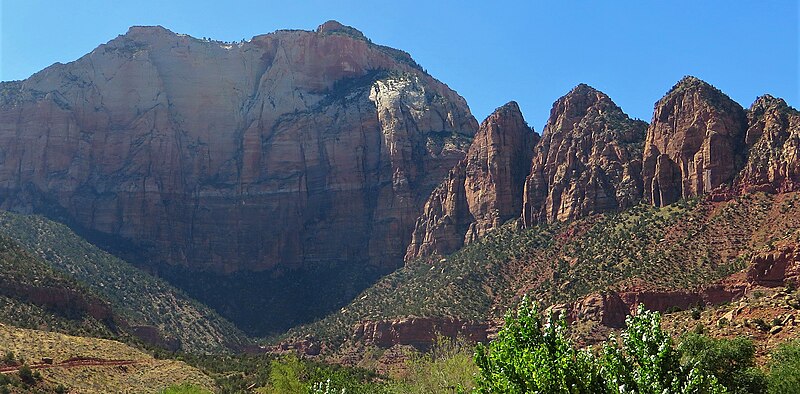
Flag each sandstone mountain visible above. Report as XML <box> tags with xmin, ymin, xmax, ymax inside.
<box><xmin>522</xmin><ymin>84</ymin><xmax>647</xmax><ymax>225</ymax></box>
<box><xmin>642</xmin><ymin>76</ymin><xmax>748</xmax><ymax>206</ymax></box>
<box><xmin>738</xmin><ymin>94</ymin><xmax>800</xmax><ymax>193</ymax></box>
<box><xmin>405</xmin><ymin>102</ymin><xmax>536</xmax><ymax>259</ymax></box>
<box><xmin>0</xmin><ymin>22</ymin><xmax>478</xmax><ymax>334</ymax></box>
<box><xmin>0</xmin><ymin>21</ymin><xmax>476</xmax><ymax>275</ymax></box>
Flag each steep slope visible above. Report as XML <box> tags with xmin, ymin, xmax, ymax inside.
<box><xmin>0</xmin><ymin>211</ymin><xmax>246</xmax><ymax>353</ymax></box>
<box><xmin>405</xmin><ymin>102</ymin><xmax>537</xmax><ymax>259</ymax></box>
<box><xmin>295</xmin><ymin>192</ymin><xmax>800</xmax><ymax>346</ymax></box>
<box><xmin>521</xmin><ymin>84</ymin><xmax>647</xmax><ymax>225</ymax></box>
<box><xmin>642</xmin><ymin>76</ymin><xmax>748</xmax><ymax>206</ymax></box>
<box><xmin>0</xmin><ymin>21</ymin><xmax>477</xmax><ymax>334</ymax></box>
<box><xmin>0</xmin><ymin>235</ymin><xmax>119</xmax><ymax>339</ymax></box>
<box><xmin>738</xmin><ymin>95</ymin><xmax>800</xmax><ymax>192</ymax></box>
<box><xmin>0</xmin><ymin>323</ymin><xmax>214</xmax><ymax>393</ymax></box>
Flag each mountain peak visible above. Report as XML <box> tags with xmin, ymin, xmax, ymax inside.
<box><xmin>316</xmin><ymin>20</ymin><xmax>366</xmax><ymax>40</ymax></box>
<box><xmin>124</xmin><ymin>25</ymin><xmax>175</xmax><ymax>38</ymax></box>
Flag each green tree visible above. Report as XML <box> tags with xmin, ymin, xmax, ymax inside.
<box><xmin>768</xmin><ymin>339</ymin><xmax>800</xmax><ymax>394</ymax></box>
<box><xmin>679</xmin><ymin>334</ymin><xmax>766</xmax><ymax>394</ymax></box>
<box><xmin>389</xmin><ymin>336</ymin><xmax>477</xmax><ymax>394</ymax></box>
<box><xmin>600</xmin><ymin>305</ymin><xmax>724</xmax><ymax>394</ymax></box>
<box><xmin>473</xmin><ymin>296</ymin><xmax>604</xmax><ymax>393</ymax></box>
<box><xmin>257</xmin><ymin>355</ymin><xmax>307</xmax><ymax>394</ymax></box>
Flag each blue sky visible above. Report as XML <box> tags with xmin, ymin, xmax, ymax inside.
<box><xmin>1</xmin><ymin>1</ymin><xmax>798</xmax><ymax>129</ymax></box>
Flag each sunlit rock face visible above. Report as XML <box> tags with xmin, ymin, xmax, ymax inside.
<box><xmin>642</xmin><ymin>76</ymin><xmax>747</xmax><ymax>206</ymax></box>
<box><xmin>405</xmin><ymin>102</ymin><xmax>536</xmax><ymax>259</ymax></box>
<box><xmin>522</xmin><ymin>84</ymin><xmax>647</xmax><ymax>226</ymax></box>
<box><xmin>0</xmin><ymin>21</ymin><xmax>478</xmax><ymax>273</ymax></box>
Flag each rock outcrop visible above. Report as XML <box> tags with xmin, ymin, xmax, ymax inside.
<box><xmin>351</xmin><ymin>317</ymin><xmax>494</xmax><ymax>349</ymax></box>
<box><xmin>738</xmin><ymin>95</ymin><xmax>800</xmax><ymax>193</ymax></box>
<box><xmin>405</xmin><ymin>102</ymin><xmax>535</xmax><ymax>259</ymax></box>
<box><xmin>0</xmin><ymin>21</ymin><xmax>477</xmax><ymax>273</ymax></box>
<box><xmin>642</xmin><ymin>76</ymin><xmax>748</xmax><ymax>206</ymax></box>
<box><xmin>522</xmin><ymin>84</ymin><xmax>647</xmax><ymax>225</ymax></box>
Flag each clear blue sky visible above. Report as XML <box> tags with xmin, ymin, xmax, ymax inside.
<box><xmin>1</xmin><ymin>1</ymin><xmax>798</xmax><ymax>129</ymax></box>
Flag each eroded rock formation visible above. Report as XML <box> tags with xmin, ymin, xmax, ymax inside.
<box><xmin>642</xmin><ymin>76</ymin><xmax>748</xmax><ymax>206</ymax></box>
<box><xmin>738</xmin><ymin>95</ymin><xmax>800</xmax><ymax>193</ymax></box>
<box><xmin>405</xmin><ymin>102</ymin><xmax>535</xmax><ymax>259</ymax></box>
<box><xmin>522</xmin><ymin>84</ymin><xmax>647</xmax><ymax>225</ymax></box>
<box><xmin>0</xmin><ymin>21</ymin><xmax>477</xmax><ymax>273</ymax></box>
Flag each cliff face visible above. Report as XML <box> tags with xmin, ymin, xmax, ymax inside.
<box><xmin>521</xmin><ymin>84</ymin><xmax>647</xmax><ymax>226</ymax></box>
<box><xmin>405</xmin><ymin>102</ymin><xmax>536</xmax><ymax>259</ymax></box>
<box><xmin>642</xmin><ymin>76</ymin><xmax>748</xmax><ymax>206</ymax></box>
<box><xmin>738</xmin><ymin>95</ymin><xmax>800</xmax><ymax>193</ymax></box>
<box><xmin>0</xmin><ymin>21</ymin><xmax>477</xmax><ymax>273</ymax></box>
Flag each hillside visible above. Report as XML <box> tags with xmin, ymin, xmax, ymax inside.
<box><xmin>0</xmin><ymin>211</ymin><xmax>247</xmax><ymax>354</ymax></box>
<box><xmin>0</xmin><ymin>235</ymin><xmax>121</xmax><ymax>340</ymax></box>
<box><xmin>292</xmin><ymin>191</ymin><xmax>800</xmax><ymax>347</ymax></box>
<box><xmin>0</xmin><ymin>323</ymin><xmax>214</xmax><ymax>393</ymax></box>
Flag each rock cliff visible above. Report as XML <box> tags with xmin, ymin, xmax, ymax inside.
<box><xmin>522</xmin><ymin>84</ymin><xmax>647</xmax><ymax>225</ymax></box>
<box><xmin>642</xmin><ymin>76</ymin><xmax>747</xmax><ymax>206</ymax></box>
<box><xmin>0</xmin><ymin>21</ymin><xmax>477</xmax><ymax>274</ymax></box>
<box><xmin>405</xmin><ymin>102</ymin><xmax>535</xmax><ymax>259</ymax></box>
<box><xmin>738</xmin><ymin>95</ymin><xmax>800</xmax><ymax>193</ymax></box>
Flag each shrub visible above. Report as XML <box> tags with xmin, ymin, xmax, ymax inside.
<box><xmin>679</xmin><ymin>334</ymin><xmax>767</xmax><ymax>394</ymax></box>
<box><xmin>159</xmin><ymin>383</ymin><xmax>212</xmax><ymax>394</ymax></box>
<box><xmin>768</xmin><ymin>339</ymin><xmax>800</xmax><ymax>394</ymax></box>
<box><xmin>18</xmin><ymin>364</ymin><xmax>36</xmax><ymax>385</ymax></box>
<box><xmin>389</xmin><ymin>336</ymin><xmax>477</xmax><ymax>394</ymax></box>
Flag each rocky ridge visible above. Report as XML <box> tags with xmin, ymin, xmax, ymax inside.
<box><xmin>0</xmin><ymin>21</ymin><xmax>477</xmax><ymax>275</ymax></box>
<box><xmin>405</xmin><ymin>102</ymin><xmax>536</xmax><ymax>259</ymax></box>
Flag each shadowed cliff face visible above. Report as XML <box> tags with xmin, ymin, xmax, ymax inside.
<box><xmin>522</xmin><ymin>84</ymin><xmax>647</xmax><ymax>226</ymax></box>
<box><xmin>642</xmin><ymin>76</ymin><xmax>748</xmax><ymax>206</ymax></box>
<box><xmin>0</xmin><ymin>21</ymin><xmax>477</xmax><ymax>275</ymax></box>
<box><xmin>405</xmin><ymin>102</ymin><xmax>536</xmax><ymax>259</ymax></box>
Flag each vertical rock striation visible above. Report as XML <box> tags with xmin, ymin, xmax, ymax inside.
<box><xmin>738</xmin><ymin>95</ymin><xmax>800</xmax><ymax>193</ymax></box>
<box><xmin>405</xmin><ymin>102</ymin><xmax>536</xmax><ymax>259</ymax></box>
<box><xmin>521</xmin><ymin>84</ymin><xmax>647</xmax><ymax>226</ymax></box>
<box><xmin>0</xmin><ymin>22</ymin><xmax>477</xmax><ymax>274</ymax></box>
<box><xmin>642</xmin><ymin>76</ymin><xmax>747</xmax><ymax>206</ymax></box>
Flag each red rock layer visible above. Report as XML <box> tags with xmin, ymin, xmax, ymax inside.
<box><xmin>522</xmin><ymin>84</ymin><xmax>647</xmax><ymax>226</ymax></box>
<box><xmin>405</xmin><ymin>102</ymin><xmax>536</xmax><ymax>259</ymax></box>
<box><xmin>738</xmin><ymin>95</ymin><xmax>800</xmax><ymax>193</ymax></box>
<box><xmin>0</xmin><ymin>21</ymin><xmax>477</xmax><ymax>272</ymax></box>
<box><xmin>351</xmin><ymin>317</ymin><xmax>494</xmax><ymax>349</ymax></box>
<box><xmin>642</xmin><ymin>76</ymin><xmax>747</xmax><ymax>206</ymax></box>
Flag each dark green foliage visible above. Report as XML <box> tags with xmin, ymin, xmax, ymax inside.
<box><xmin>768</xmin><ymin>339</ymin><xmax>800</xmax><ymax>394</ymax></box>
<box><xmin>18</xmin><ymin>364</ymin><xmax>35</xmax><ymax>385</ymax></box>
<box><xmin>680</xmin><ymin>334</ymin><xmax>767</xmax><ymax>394</ymax></box>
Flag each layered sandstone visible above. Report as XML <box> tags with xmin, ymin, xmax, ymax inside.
<box><xmin>0</xmin><ymin>21</ymin><xmax>477</xmax><ymax>273</ymax></box>
<box><xmin>738</xmin><ymin>95</ymin><xmax>800</xmax><ymax>193</ymax></box>
<box><xmin>351</xmin><ymin>317</ymin><xmax>493</xmax><ymax>349</ymax></box>
<box><xmin>522</xmin><ymin>84</ymin><xmax>647</xmax><ymax>225</ymax></box>
<box><xmin>405</xmin><ymin>102</ymin><xmax>535</xmax><ymax>259</ymax></box>
<box><xmin>642</xmin><ymin>76</ymin><xmax>747</xmax><ymax>206</ymax></box>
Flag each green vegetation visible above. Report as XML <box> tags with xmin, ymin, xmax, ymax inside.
<box><xmin>387</xmin><ymin>337</ymin><xmax>478</xmax><ymax>394</ymax></box>
<box><xmin>0</xmin><ymin>211</ymin><xmax>246</xmax><ymax>353</ymax></box>
<box><xmin>297</xmin><ymin>192</ymin><xmax>800</xmax><ymax>348</ymax></box>
<box><xmin>679</xmin><ymin>334</ymin><xmax>767</xmax><ymax>393</ymax></box>
<box><xmin>767</xmin><ymin>340</ymin><xmax>800</xmax><ymax>394</ymax></box>
<box><xmin>160</xmin><ymin>383</ymin><xmax>214</xmax><ymax>394</ymax></box>
<box><xmin>474</xmin><ymin>300</ymin><xmax>723</xmax><ymax>393</ymax></box>
<box><xmin>180</xmin><ymin>353</ymin><xmax>387</xmax><ymax>394</ymax></box>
